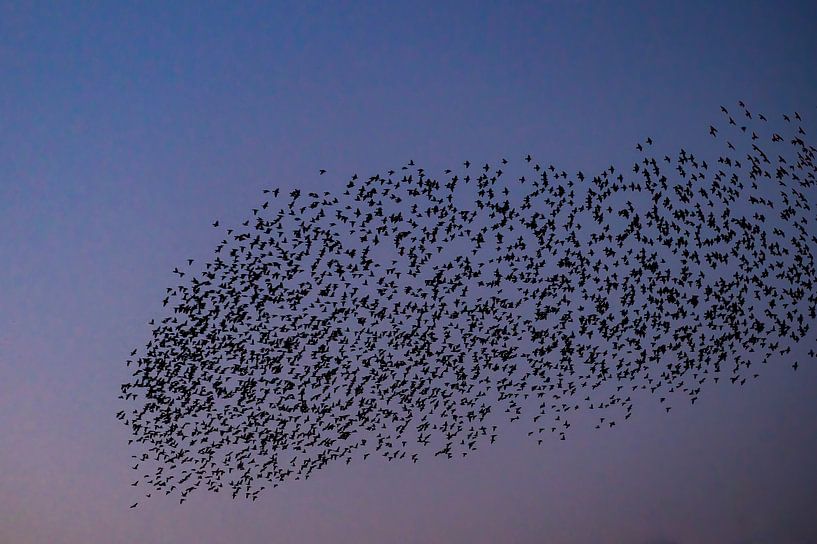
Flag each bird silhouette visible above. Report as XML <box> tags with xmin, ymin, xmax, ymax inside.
<box><xmin>121</xmin><ymin>103</ymin><xmax>816</xmax><ymax>504</ymax></box>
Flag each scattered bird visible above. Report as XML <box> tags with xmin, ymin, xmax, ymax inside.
<box><xmin>122</xmin><ymin>103</ymin><xmax>816</xmax><ymax>505</ymax></box>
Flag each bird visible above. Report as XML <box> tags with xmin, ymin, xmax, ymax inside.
<box><xmin>120</xmin><ymin>103</ymin><xmax>816</xmax><ymax>504</ymax></box>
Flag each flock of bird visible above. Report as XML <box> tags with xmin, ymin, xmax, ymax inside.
<box><xmin>120</xmin><ymin>104</ymin><xmax>816</xmax><ymax>506</ymax></box>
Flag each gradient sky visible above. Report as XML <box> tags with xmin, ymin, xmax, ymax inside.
<box><xmin>2</xmin><ymin>1</ymin><xmax>817</xmax><ymax>543</ymax></box>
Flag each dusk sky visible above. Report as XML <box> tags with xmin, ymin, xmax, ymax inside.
<box><xmin>2</xmin><ymin>2</ymin><xmax>817</xmax><ymax>543</ymax></box>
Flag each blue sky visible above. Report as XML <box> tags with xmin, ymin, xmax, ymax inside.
<box><xmin>1</xmin><ymin>2</ymin><xmax>816</xmax><ymax>542</ymax></box>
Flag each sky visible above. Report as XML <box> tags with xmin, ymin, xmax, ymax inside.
<box><xmin>1</xmin><ymin>1</ymin><xmax>817</xmax><ymax>543</ymax></box>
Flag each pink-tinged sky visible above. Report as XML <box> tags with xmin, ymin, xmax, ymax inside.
<box><xmin>1</xmin><ymin>1</ymin><xmax>816</xmax><ymax>543</ymax></box>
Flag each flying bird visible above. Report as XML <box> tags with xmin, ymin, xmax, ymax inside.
<box><xmin>121</xmin><ymin>104</ymin><xmax>816</xmax><ymax>504</ymax></box>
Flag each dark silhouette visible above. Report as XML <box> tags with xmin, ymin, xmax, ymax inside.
<box><xmin>119</xmin><ymin>104</ymin><xmax>816</xmax><ymax>505</ymax></box>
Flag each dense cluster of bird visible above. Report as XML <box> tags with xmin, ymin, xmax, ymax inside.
<box><xmin>120</xmin><ymin>104</ymin><xmax>816</xmax><ymax>506</ymax></box>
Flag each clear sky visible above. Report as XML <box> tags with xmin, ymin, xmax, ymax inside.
<box><xmin>1</xmin><ymin>1</ymin><xmax>816</xmax><ymax>543</ymax></box>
